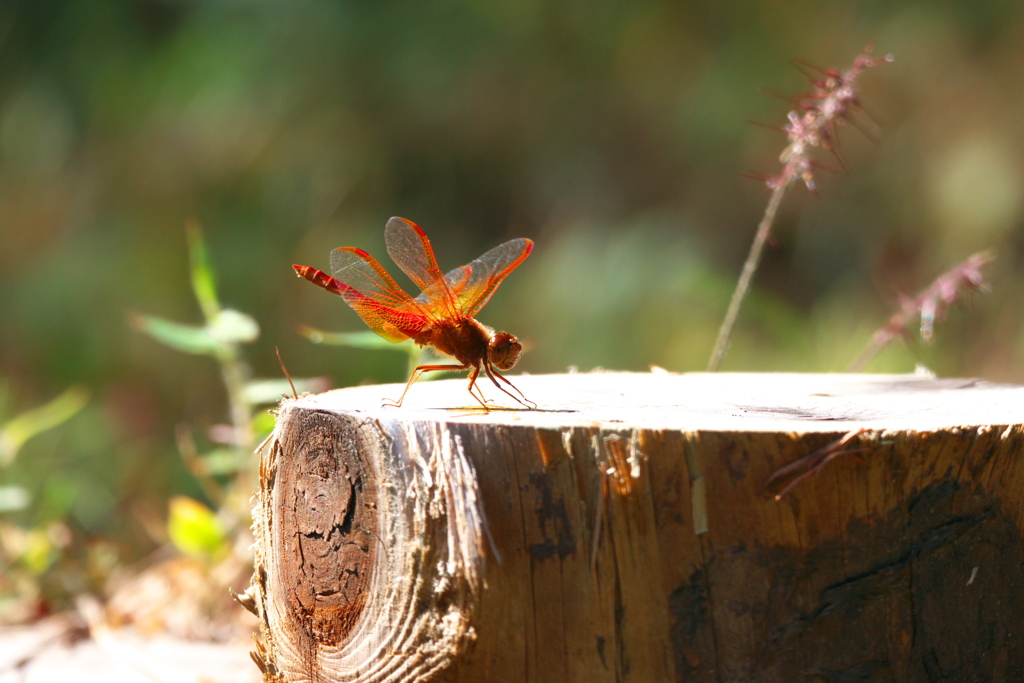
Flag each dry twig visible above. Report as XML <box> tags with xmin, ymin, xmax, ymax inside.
<box><xmin>764</xmin><ymin>428</ymin><xmax>870</xmax><ymax>500</ymax></box>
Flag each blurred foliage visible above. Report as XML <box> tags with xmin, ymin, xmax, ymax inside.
<box><xmin>0</xmin><ymin>385</ymin><xmax>88</xmax><ymax>470</ymax></box>
<box><xmin>1</xmin><ymin>0</ymin><xmax>1024</xmax><ymax>620</ymax></box>
<box><xmin>0</xmin><ymin>386</ymin><xmax>87</xmax><ymax>621</ymax></box>
<box><xmin>132</xmin><ymin>224</ymin><xmax>322</xmax><ymax>557</ymax></box>
<box><xmin>297</xmin><ymin>325</ymin><xmax>426</xmax><ymax>376</ymax></box>
<box><xmin>167</xmin><ymin>495</ymin><xmax>227</xmax><ymax>563</ymax></box>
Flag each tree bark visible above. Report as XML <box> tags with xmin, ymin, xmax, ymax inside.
<box><xmin>241</xmin><ymin>371</ymin><xmax>1024</xmax><ymax>682</ymax></box>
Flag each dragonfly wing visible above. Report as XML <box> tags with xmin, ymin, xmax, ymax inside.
<box><xmin>449</xmin><ymin>238</ymin><xmax>533</xmax><ymax>318</ymax></box>
<box><xmin>414</xmin><ymin>263</ymin><xmax>471</xmax><ymax>305</ymax></box>
<box><xmin>329</xmin><ymin>247</ymin><xmax>430</xmax><ymax>343</ymax></box>
<box><xmin>384</xmin><ymin>217</ymin><xmax>460</xmax><ymax>320</ymax></box>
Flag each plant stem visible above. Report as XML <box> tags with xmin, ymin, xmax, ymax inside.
<box><xmin>706</xmin><ymin>180</ymin><xmax>790</xmax><ymax>371</ymax></box>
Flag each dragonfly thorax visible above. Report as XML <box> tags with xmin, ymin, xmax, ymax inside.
<box><xmin>414</xmin><ymin>318</ymin><xmax>491</xmax><ymax>367</ymax></box>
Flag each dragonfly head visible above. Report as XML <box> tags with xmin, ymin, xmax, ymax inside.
<box><xmin>487</xmin><ymin>332</ymin><xmax>522</xmax><ymax>371</ymax></box>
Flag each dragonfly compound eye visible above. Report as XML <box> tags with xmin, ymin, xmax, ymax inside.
<box><xmin>488</xmin><ymin>332</ymin><xmax>522</xmax><ymax>370</ymax></box>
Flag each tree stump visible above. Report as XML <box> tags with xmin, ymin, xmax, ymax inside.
<box><xmin>241</xmin><ymin>371</ymin><xmax>1024</xmax><ymax>682</ymax></box>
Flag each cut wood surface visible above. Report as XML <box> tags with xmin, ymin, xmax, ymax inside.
<box><xmin>244</xmin><ymin>371</ymin><xmax>1024</xmax><ymax>682</ymax></box>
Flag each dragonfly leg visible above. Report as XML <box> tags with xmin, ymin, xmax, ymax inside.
<box><xmin>383</xmin><ymin>364</ymin><xmax>466</xmax><ymax>408</ymax></box>
<box><xmin>465</xmin><ymin>366</ymin><xmax>490</xmax><ymax>411</ymax></box>
<box><xmin>483</xmin><ymin>362</ymin><xmax>536</xmax><ymax>409</ymax></box>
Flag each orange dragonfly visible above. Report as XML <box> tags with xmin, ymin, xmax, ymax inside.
<box><xmin>294</xmin><ymin>217</ymin><xmax>535</xmax><ymax>410</ymax></box>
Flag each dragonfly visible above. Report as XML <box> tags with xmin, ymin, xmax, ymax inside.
<box><xmin>293</xmin><ymin>217</ymin><xmax>535</xmax><ymax>411</ymax></box>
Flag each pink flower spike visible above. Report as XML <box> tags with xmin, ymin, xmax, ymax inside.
<box><xmin>708</xmin><ymin>47</ymin><xmax>891</xmax><ymax>371</ymax></box>
<box><xmin>847</xmin><ymin>251</ymin><xmax>994</xmax><ymax>370</ymax></box>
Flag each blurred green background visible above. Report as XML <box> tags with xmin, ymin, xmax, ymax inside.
<box><xmin>2</xmin><ymin>0</ymin><xmax>1023</xmax><ymax>617</ymax></box>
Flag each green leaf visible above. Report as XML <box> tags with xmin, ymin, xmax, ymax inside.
<box><xmin>252</xmin><ymin>410</ymin><xmax>277</xmax><ymax>439</ymax></box>
<box><xmin>298</xmin><ymin>325</ymin><xmax>413</xmax><ymax>352</ymax></box>
<box><xmin>209</xmin><ymin>309</ymin><xmax>260</xmax><ymax>344</ymax></box>
<box><xmin>0</xmin><ymin>485</ymin><xmax>30</xmax><ymax>512</ymax></box>
<box><xmin>167</xmin><ymin>496</ymin><xmax>227</xmax><ymax>561</ymax></box>
<box><xmin>129</xmin><ymin>313</ymin><xmax>219</xmax><ymax>356</ymax></box>
<box><xmin>0</xmin><ymin>387</ymin><xmax>89</xmax><ymax>466</ymax></box>
<box><xmin>243</xmin><ymin>378</ymin><xmax>323</xmax><ymax>404</ymax></box>
<box><xmin>186</xmin><ymin>222</ymin><xmax>220</xmax><ymax>322</ymax></box>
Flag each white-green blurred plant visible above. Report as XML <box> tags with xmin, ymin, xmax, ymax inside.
<box><xmin>131</xmin><ymin>224</ymin><xmax>321</xmax><ymax>555</ymax></box>
<box><xmin>297</xmin><ymin>324</ymin><xmax>426</xmax><ymax>378</ymax></box>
